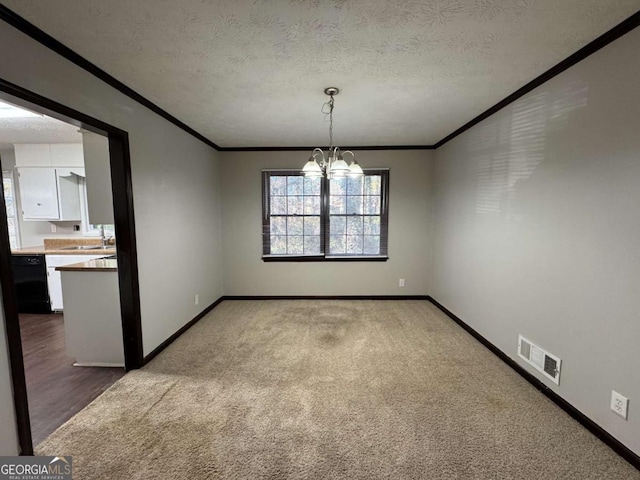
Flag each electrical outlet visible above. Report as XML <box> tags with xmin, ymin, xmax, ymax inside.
<box><xmin>194</xmin><ymin>294</ymin><xmax>199</xmax><ymax>306</ymax></box>
<box><xmin>399</xmin><ymin>279</ymin><xmax>405</xmax><ymax>287</ymax></box>
<box><xmin>50</xmin><ymin>224</ymin><xmax>57</xmax><ymax>233</ymax></box>
<box><xmin>610</xmin><ymin>390</ymin><xmax>629</xmax><ymax>420</ymax></box>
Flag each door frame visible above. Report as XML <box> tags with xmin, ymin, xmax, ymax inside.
<box><xmin>0</xmin><ymin>77</ymin><xmax>143</xmax><ymax>455</ymax></box>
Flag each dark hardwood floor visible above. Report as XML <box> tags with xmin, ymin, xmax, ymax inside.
<box><xmin>19</xmin><ymin>313</ymin><xmax>126</xmax><ymax>446</ymax></box>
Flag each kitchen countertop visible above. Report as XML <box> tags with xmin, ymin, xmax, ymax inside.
<box><xmin>56</xmin><ymin>257</ymin><xmax>118</xmax><ymax>272</ymax></box>
<box><xmin>11</xmin><ymin>238</ymin><xmax>116</xmax><ymax>256</ymax></box>
<box><xmin>11</xmin><ymin>245</ymin><xmax>117</xmax><ymax>255</ymax></box>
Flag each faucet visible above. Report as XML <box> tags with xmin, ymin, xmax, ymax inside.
<box><xmin>100</xmin><ymin>226</ymin><xmax>108</xmax><ymax>247</ymax></box>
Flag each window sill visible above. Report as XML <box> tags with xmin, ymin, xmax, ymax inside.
<box><xmin>262</xmin><ymin>255</ymin><xmax>389</xmax><ymax>262</ymax></box>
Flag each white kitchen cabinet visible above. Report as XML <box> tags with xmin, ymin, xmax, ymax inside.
<box><xmin>17</xmin><ymin>168</ymin><xmax>59</xmax><ymax>219</ymax></box>
<box><xmin>46</xmin><ymin>254</ymin><xmax>109</xmax><ymax>310</ymax></box>
<box><xmin>14</xmin><ymin>144</ymin><xmax>51</xmax><ymax>166</ymax></box>
<box><xmin>17</xmin><ymin>167</ymin><xmax>82</xmax><ymax>221</ymax></box>
<box><xmin>15</xmin><ymin>143</ymin><xmax>83</xmax><ymax>167</ymax></box>
<box><xmin>55</xmin><ymin>169</ymin><xmax>82</xmax><ymax>220</ymax></box>
<box><xmin>47</xmin><ymin>266</ymin><xmax>63</xmax><ymax>310</ymax></box>
<box><xmin>50</xmin><ymin>144</ymin><xmax>84</xmax><ymax>167</ymax></box>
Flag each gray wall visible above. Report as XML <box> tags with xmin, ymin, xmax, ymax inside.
<box><xmin>431</xmin><ymin>28</ymin><xmax>640</xmax><ymax>455</ymax></box>
<box><xmin>0</xmin><ymin>19</ymin><xmax>223</xmax><ymax>452</ymax></box>
<box><xmin>221</xmin><ymin>150</ymin><xmax>433</xmax><ymax>296</ymax></box>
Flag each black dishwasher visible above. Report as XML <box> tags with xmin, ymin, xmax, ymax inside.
<box><xmin>11</xmin><ymin>254</ymin><xmax>51</xmax><ymax>314</ymax></box>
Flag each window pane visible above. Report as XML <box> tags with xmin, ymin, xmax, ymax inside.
<box><xmin>304</xmin><ymin>236</ymin><xmax>321</xmax><ymax>255</ymax></box>
<box><xmin>287</xmin><ymin>235</ymin><xmax>304</xmax><ymax>254</ymax></box>
<box><xmin>304</xmin><ymin>196</ymin><xmax>320</xmax><ymax>215</ymax></box>
<box><xmin>330</xmin><ymin>216</ymin><xmax>346</xmax><ymax>235</ymax></box>
<box><xmin>363</xmin><ymin>235</ymin><xmax>380</xmax><ymax>255</ymax></box>
<box><xmin>287</xmin><ymin>216</ymin><xmax>303</xmax><ymax>235</ymax></box>
<box><xmin>363</xmin><ymin>216</ymin><xmax>380</xmax><ymax>235</ymax></box>
<box><xmin>304</xmin><ymin>216</ymin><xmax>320</xmax><ymax>236</ymax></box>
<box><xmin>287</xmin><ymin>176</ymin><xmax>303</xmax><ymax>195</ymax></box>
<box><xmin>304</xmin><ymin>176</ymin><xmax>321</xmax><ymax>195</ymax></box>
<box><xmin>363</xmin><ymin>196</ymin><xmax>380</xmax><ymax>215</ymax></box>
<box><xmin>365</xmin><ymin>175</ymin><xmax>381</xmax><ymax>195</ymax></box>
<box><xmin>270</xmin><ymin>197</ymin><xmax>286</xmax><ymax>215</ymax></box>
<box><xmin>270</xmin><ymin>176</ymin><xmax>287</xmax><ymax>196</ymax></box>
<box><xmin>346</xmin><ymin>196</ymin><xmax>363</xmax><ymax>215</ymax></box>
<box><xmin>330</xmin><ymin>235</ymin><xmax>346</xmax><ymax>254</ymax></box>
<box><xmin>287</xmin><ymin>196</ymin><xmax>303</xmax><ymax>215</ymax></box>
<box><xmin>347</xmin><ymin>176</ymin><xmax>363</xmax><ymax>195</ymax></box>
<box><xmin>330</xmin><ymin>195</ymin><xmax>345</xmax><ymax>214</ymax></box>
<box><xmin>330</xmin><ymin>177</ymin><xmax>346</xmax><ymax>195</ymax></box>
<box><xmin>264</xmin><ymin>170</ymin><xmax>387</xmax><ymax>258</ymax></box>
<box><xmin>3</xmin><ymin>180</ymin><xmax>13</xmax><ymax>198</ymax></box>
<box><xmin>270</xmin><ymin>217</ymin><xmax>286</xmax><ymax>235</ymax></box>
<box><xmin>346</xmin><ymin>235</ymin><xmax>363</xmax><ymax>254</ymax></box>
<box><xmin>270</xmin><ymin>235</ymin><xmax>287</xmax><ymax>254</ymax></box>
<box><xmin>347</xmin><ymin>216</ymin><xmax>363</xmax><ymax>235</ymax></box>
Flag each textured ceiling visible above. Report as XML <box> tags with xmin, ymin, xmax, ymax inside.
<box><xmin>2</xmin><ymin>1</ymin><xmax>639</xmax><ymax>147</ymax></box>
<box><xmin>0</xmin><ymin>114</ymin><xmax>81</xmax><ymax>149</ymax></box>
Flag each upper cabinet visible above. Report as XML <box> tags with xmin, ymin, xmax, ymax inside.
<box><xmin>17</xmin><ymin>167</ymin><xmax>82</xmax><ymax>221</ymax></box>
<box><xmin>81</xmin><ymin>132</ymin><xmax>114</xmax><ymax>225</ymax></box>
<box><xmin>14</xmin><ymin>141</ymin><xmax>111</xmax><ymax>224</ymax></box>
<box><xmin>50</xmin><ymin>144</ymin><xmax>84</xmax><ymax>167</ymax></box>
<box><xmin>13</xmin><ymin>144</ymin><xmax>51</xmax><ymax>166</ymax></box>
<box><xmin>14</xmin><ymin>143</ymin><xmax>84</xmax><ymax>221</ymax></box>
<box><xmin>14</xmin><ymin>143</ymin><xmax>84</xmax><ymax>167</ymax></box>
<box><xmin>17</xmin><ymin>168</ymin><xmax>60</xmax><ymax>219</ymax></box>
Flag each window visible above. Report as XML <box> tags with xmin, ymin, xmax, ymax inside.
<box><xmin>262</xmin><ymin>169</ymin><xmax>389</xmax><ymax>260</ymax></box>
<box><xmin>2</xmin><ymin>171</ymin><xmax>20</xmax><ymax>249</ymax></box>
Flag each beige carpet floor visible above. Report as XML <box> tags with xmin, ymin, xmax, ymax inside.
<box><xmin>37</xmin><ymin>300</ymin><xmax>639</xmax><ymax>479</ymax></box>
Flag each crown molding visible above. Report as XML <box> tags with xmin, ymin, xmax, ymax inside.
<box><xmin>434</xmin><ymin>10</ymin><xmax>640</xmax><ymax>149</ymax></box>
<box><xmin>1</xmin><ymin>6</ymin><xmax>638</xmax><ymax>152</ymax></box>
<box><xmin>219</xmin><ymin>145</ymin><xmax>436</xmax><ymax>151</ymax></box>
<box><xmin>0</xmin><ymin>4</ymin><xmax>221</xmax><ymax>151</ymax></box>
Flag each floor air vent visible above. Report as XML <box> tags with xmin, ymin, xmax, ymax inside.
<box><xmin>518</xmin><ymin>335</ymin><xmax>561</xmax><ymax>385</ymax></box>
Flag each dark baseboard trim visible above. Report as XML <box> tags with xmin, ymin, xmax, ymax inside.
<box><xmin>434</xmin><ymin>10</ymin><xmax>640</xmax><ymax>148</ymax></box>
<box><xmin>223</xmin><ymin>295</ymin><xmax>430</xmax><ymax>300</ymax></box>
<box><xmin>143</xmin><ymin>296</ymin><xmax>225</xmax><ymax>364</ymax></box>
<box><xmin>427</xmin><ymin>296</ymin><xmax>640</xmax><ymax>471</ymax></box>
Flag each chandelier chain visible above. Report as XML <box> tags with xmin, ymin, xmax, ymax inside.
<box><xmin>329</xmin><ymin>96</ymin><xmax>333</xmax><ymax>149</ymax></box>
<box><xmin>321</xmin><ymin>95</ymin><xmax>335</xmax><ymax>149</ymax></box>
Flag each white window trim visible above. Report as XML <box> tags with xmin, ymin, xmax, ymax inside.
<box><xmin>3</xmin><ymin>170</ymin><xmax>21</xmax><ymax>249</ymax></box>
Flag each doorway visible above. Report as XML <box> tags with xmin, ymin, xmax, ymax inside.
<box><xmin>0</xmin><ymin>78</ymin><xmax>143</xmax><ymax>455</ymax></box>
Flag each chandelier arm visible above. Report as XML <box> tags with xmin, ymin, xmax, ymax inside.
<box><xmin>342</xmin><ymin>150</ymin><xmax>355</xmax><ymax>161</ymax></box>
<box><xmin>312</xmin><ymin>148</ymin><xmax>326</xmax><ymax>168</ymax></box>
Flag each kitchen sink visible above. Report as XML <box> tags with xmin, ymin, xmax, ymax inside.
<box><xmin>59</xmin><ymin>245</ymin><xmax>115</xmax><ymax>251</ymax></box>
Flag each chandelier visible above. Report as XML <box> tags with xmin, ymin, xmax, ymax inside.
<box><xmin>302</xmin><ymin>87</ymin><xmax>363</xmax><ymax>178</ymax></box>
